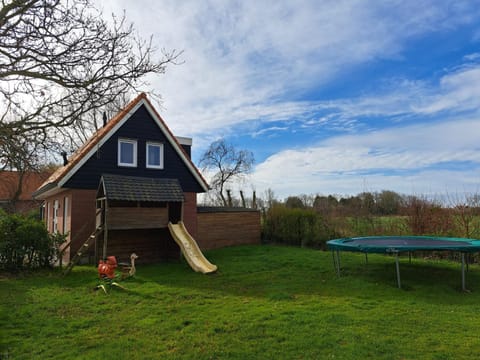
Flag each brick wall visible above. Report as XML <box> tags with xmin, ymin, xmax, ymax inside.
<box><xmin>183</xmin><ymin>192</ymin><xmax>198</xmax><ymax>238</ymax></box>
<box><xmin>43</xmin><ymin>190</ymin><xmax>73</xmax><ymax>263</ymax></box>
<box><xmin>70</xmin><ymin>189</ymin><xmax>97</xmax><ymax>255</ymax></box>
<box><xmin>196</xmin><ymin>207</ymin><xmax>261</xmax><ymax>250</ymax></box>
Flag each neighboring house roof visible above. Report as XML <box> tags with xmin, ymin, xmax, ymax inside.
<box><xmin>99</xmin><ymin>174</ymin><xmax>184</xmax><ymax>202</ymax></box>
<box><xmin>0</xmin><ymin>171</ymin><xmax>52</xmax><ymax>201</ymax></box>
<box><xmin>34</xmin><ymin>92</ymin><xmax>209</xmax><ymax>199</ymax></box>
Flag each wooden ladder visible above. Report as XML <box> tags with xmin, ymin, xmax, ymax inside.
<box><xmin>63</xmin><ymin>226</ymin><xmax>103</xmax><ymax>276</ymax></box>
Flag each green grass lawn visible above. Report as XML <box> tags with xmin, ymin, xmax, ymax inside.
<box><xmin>2</xmin><ymin>245</ymin><xmax>480</xmax><ymax>359</ymax></box>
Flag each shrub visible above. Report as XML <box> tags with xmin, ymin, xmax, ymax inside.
<box><xmin>0</xmin><ymin>210</ymin><xmax>66</xmax><ymax>271</ymax></box>
<box><xmin>405</xmin><ymin>198</ymin><xmax>454</xmax><ymax>236</ymax></box>
<box><xmin>262</xmin><ymin>205</ymin><xmax>339</xmax><ymax>249</ymax></box>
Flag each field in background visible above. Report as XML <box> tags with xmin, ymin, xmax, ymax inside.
<box><xmin>262</xmin><ymin>201</ymin><xmax>480</xmax><ymax>250</ymax></box>
<box><xmin>2</xmin><ymin>245</ymin><xmax>480</xmax><ymax>359</ymax></box>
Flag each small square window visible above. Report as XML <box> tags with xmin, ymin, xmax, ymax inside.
<box><xmin>118</xmin><ymin>139</ymin><xmax>137</xmax><ymax>167</ymax></box>
<box><xmin>146</xmin><ymin>142</ymin><xmax>164</xmax><ymax>169</ymax></box>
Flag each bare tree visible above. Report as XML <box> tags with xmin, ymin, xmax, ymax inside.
<box><xmin>199</xmin><ymin>139</ymin><xmax>254</xmax><ymax>207</ymax></box>
<box><xmin>0</xmin><ymin>0</ymin><xmax>181</xmax><ymax>170</ymax></box>
<box><xmin>448</xmin><ymin>193</ymin><xmax>480</xmax><ymax>238</ymax></box>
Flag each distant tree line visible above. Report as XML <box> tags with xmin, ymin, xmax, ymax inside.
<box><xmin>282</xmin><ymin>191</ymin><xmax>480</xmax><ymax>217</ymax></box>
<box><xmin>258</xmin><ymin>189</ymin><xmax>480</xmax><ymax>249</ymax></box>
<box><xmin>284</xmin><ymin>190</ymin><xmax>409</xmax><ymax>216</ymax></box>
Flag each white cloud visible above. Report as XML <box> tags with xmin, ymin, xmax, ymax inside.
<box><xmin>252</xmin><ymin>117</ymin><xmax>480</xmax><ymax>198</ymax></box>
<box><xmin>252</xmin><ymin>126</ymin><xmax>289</xmax><ymax>138</ymax></box>
<box><xmin>102</xmin><ymin>0</ymin><xmax>480</xmax><ymax>137</ymax></box>
<box><xmin>463</xmin><ymin>52</ymin><xmax>480</xmax><ymax>61</ymax></box>
<box><xmin>413</xmin><ymin>67</ymin><xmax>480</xmax><ymax>114</ymax></box>
<box><xmin>247</xmin><ymin>64</ymin><xmax>480</xmax><ymax>139</ymax></box>
<box><xmin>98</xmin><ymin>1</ymin><xmax>480</xmax><ymax>198</ymax></box>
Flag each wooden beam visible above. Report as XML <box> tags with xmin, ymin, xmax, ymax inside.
<box><xmin>102</xmin><ymin>199</ymin><xmax>108</xmax><ymax>259</ymax></box>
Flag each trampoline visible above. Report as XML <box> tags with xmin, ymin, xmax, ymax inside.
<box><xmin>327</xmin><ymin>236</ymin><xmax>480</xmax><ymax>290</ymax></box>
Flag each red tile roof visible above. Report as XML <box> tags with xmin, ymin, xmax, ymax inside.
<box><xmin>0</xmin><ymin>171</ymin><xmax>52</xmax><ymax>201</ymax></box>
<box><xmin>35</xmin><ymin>93</ymin><xmax>208</xmax><ymax>197</ymax></box>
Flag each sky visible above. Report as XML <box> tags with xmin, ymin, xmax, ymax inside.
<box><xmin>102</xmin><ymin>0</ymin><xmax>480</xmax><ymax>201</ymax></box>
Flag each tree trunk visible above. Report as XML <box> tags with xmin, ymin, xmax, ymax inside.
<box><xmin>240</xmin><ymin>190</ymin><xmax>246</xmax><ymax>208</ymax></box>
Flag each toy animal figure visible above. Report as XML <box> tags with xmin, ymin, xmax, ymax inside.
<box><xmin>98</xmin><ymin>256</ymin><xmax>118</xmax><ymax>279</ymax></box>
<box><xmin>119</xmin><ymin>253</ymin><xmax>139</xmax><ymax>279</ymax></box>
<box><xmin>96</xmin><ymin>256</ymin><xmax>122</xmax><ymax>293</ymax></box>
<box><xmin>95</xmin><ymin>253</ymin><xmax>138</xmax><ymax>294</ymax></box>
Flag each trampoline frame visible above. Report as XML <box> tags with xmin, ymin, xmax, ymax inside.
<box><xmin>327</xmin><ymin>236</ymin><xmax>480</xmax><ymax>291</ymax></box>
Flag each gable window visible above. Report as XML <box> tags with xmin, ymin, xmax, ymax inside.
<box><xmin>118</xmin><ymin>139</ymin><xmax>137</xmax><ymax>167</ymax></box>
<box><xmin>146</xmin><ymin>142</ymin><xmax>164</xmax><ymax>169</ymax></box>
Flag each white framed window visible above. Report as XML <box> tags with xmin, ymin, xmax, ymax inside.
<box><xmin>40</xmin><ymin>203</ymin><xmax>46</xmax><ymax>221</ymax></box>
<box><xmin>53</xmin><ymin>199</ymin><xmax>59</xmax><ymax>233</ymax></box>
<box><xmin>46</xmin><ymin>202</ymin><xmax>51</xmax><ymax>230</ymax></box>
<box><xmin>146</xmin><ymin>142</ymin><xmax>164</xmax><ymax>169</ymax></box>
<box><xmin>118</xmin><ymin>138</ymin><xmax>137</xmax><ymax>167</ymax></box>
<box><xmin>63</xmin><ymin>196</ymin><xmax>69</xmax><ymax>235</ymax></box>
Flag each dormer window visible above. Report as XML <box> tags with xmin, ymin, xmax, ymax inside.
<box><xmin>118</xmin><ymin>138</ymin><xmax>137</xmax><ymax>167</ymax></box>
<box><xmin>146</xmin><ymin>142</ymin><xmax>164</xmax><ymax>169</ymax></box>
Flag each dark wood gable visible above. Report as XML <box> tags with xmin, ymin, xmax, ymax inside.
<box><xmin>64</xmin><ymin>104</ymin><xmax>205</xmax><ymax>193</ymax></box>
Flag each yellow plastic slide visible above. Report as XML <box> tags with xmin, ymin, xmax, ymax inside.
<box><xmin>168</xmin><ymin>221</ymin><xmax>217</xmax><ymax>274</ymax></box>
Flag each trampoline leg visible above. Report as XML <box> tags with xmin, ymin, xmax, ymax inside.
<box><xmin>335</xmin><ymin>250</ymin><xmax>341</xmax><ymax>276</ymax></box>
<box><xmin>408</xmin><ymin>252</ymin><xmax>412</xmax><ymax>264</ymax></box>
<box><xmin>365</xmin><ymin>253</ymin><xmax>368</xmax><ymax>265</ymax></box>
<box><xmin>331</xmin><ymin>250</ymin><xmax>336</xmax><ymax>275</ymax></box>
<box><xmin>461</xmin><ymin>253</ymin><xmax>466</xmax><ymax>292</ymax></box>
<box><xmin>332</xmin><ymin>250</ymin><xmax>340</xmax><ymax>277</ymax></box>
<box><xmin>395</xmin><ymin>252</ymin><xmax>401</xmax><ymax>289</ymax></box>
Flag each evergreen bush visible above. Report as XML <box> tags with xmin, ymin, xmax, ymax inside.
<box><xmin>0</xmin><ymin>210</ymin><xmax>66</xmax><ymax>271</ymax></box>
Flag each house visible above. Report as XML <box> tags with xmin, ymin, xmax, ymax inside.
<box><xmin>0</xmin><ymin>171</ymin><xmax>52</xmax><ymax>213</ymax></box>
<box><xmin>33</xmin><ymin>93</ymin><xmax>210</xmax><ymax>265</ymax></box>
<box><xmin>34</xmin><ymin>93</ymin><xmax>261</xmax><ymax>269</ymax></box>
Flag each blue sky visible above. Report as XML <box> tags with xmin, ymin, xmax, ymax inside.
<box><xmin>103</xmin><ymin>0</ymin><xmax>480</xmax><ymax>200</ymax></box>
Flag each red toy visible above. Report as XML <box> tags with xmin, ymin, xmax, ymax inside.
<box><xmin>98</xmin><ymin>256</ymin><xmax>118</xmax><ymax>279</ymax></box>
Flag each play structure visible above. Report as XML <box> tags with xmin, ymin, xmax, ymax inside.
<box><xmin>168</xmin><ymin>222</ymin><xmax>217</xmax><ymax>274</ymax></box>
<box><xmin>327</xmin><ymin>236</ymin><xmax>480</xmax><ymax>290</ymax></box>
<box><xmin>64</xmin><ymin>174</ymin><xmax>217</xmax><ymax>275</ymax></box>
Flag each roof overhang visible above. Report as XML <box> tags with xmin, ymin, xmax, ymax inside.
<box><xmin>176</xmin><ymin>136</ymin><xmax>192</xmax><ymax>146</ymax></box>
<box><xmin>32</xmin><ymin>182</ymin><xmax>63</xmax><ymax>200</ymax></box>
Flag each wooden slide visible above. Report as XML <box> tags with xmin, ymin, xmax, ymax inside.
<box><xmin>168</xmin><ymin>221</ymin><xmax>217</xmax><ymax>274</ymax></box>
